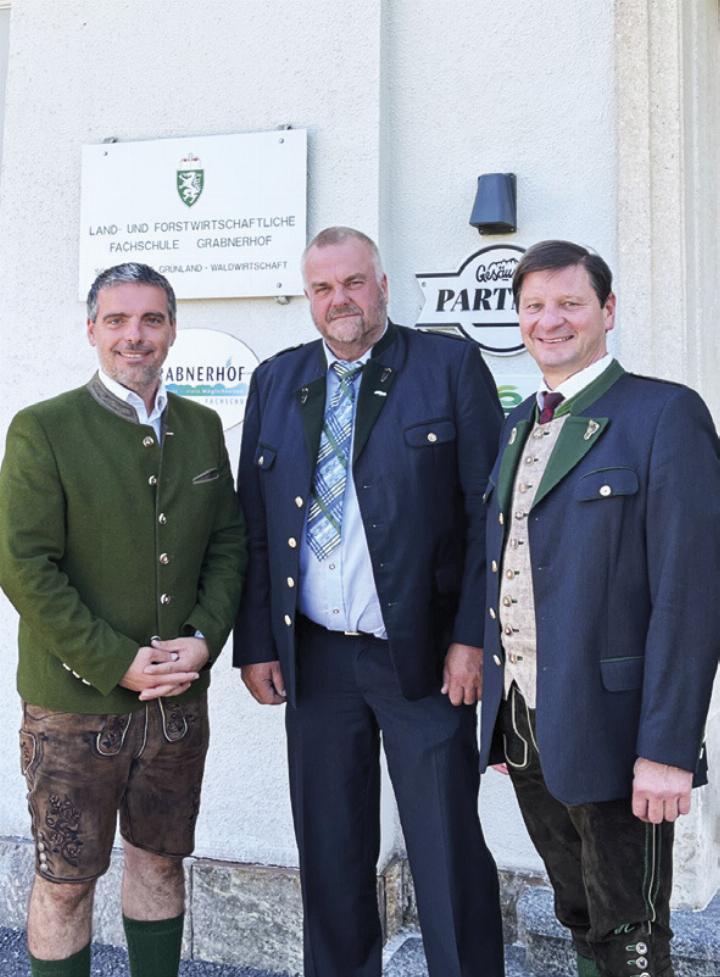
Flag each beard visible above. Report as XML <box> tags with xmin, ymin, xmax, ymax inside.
<box><xmin>106</xmin><ymin>352</ymin><xmax>162</xmax><ymax>395</ymax></box>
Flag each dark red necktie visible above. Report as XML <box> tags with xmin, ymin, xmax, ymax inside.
<box><xmin>538</xmin><ymin>391</ymin><xmax>565</xmax><ymax>424</ymax></box>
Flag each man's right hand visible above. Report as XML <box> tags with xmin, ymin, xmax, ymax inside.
<box><xmin>241</xmin><ymin>661</ymin><xmax>287</xmax><ymax>705</ymax></box>
<box><xmin>119</xmin><ymin>645</ymin><xmax>200</xmax><ymax>699</ymax></box>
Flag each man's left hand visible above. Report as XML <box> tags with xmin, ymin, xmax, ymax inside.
<box><xmin>441</xmin><ymin>643</ymin><xmax>484</xmax><ymax>705</ymax></box>
<box><xmin>631</xmin><ymin>757</ymin><xmax>693</xmax><ymax>823</ymax></box>
<box><xmin>140</xmin><ymin>636</ymin><xmax>210</xmax><ymax>700</ymax></box>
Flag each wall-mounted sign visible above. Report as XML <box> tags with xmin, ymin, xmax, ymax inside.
<box><xmin>416</xmin><ymin>244</ymin><xmax>525</xmax><ymax>355</ymax></box>
<box><xmin>79</xmin><ymin>130</ymin><xmax>307</xmax><ymax>300</ymax></box>
<box><xmin>162</xmin><ymin>328</ymin><xmax>259</xmax><ymax>431</ymax></box>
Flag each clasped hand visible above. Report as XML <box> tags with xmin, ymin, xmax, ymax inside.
<box><xmin>119</xmin><ymin>636</ymin><xmax>209</xmax><ymax>700</ymax></box>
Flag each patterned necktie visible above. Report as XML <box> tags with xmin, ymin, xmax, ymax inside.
<box><xmin>306</xmin><ymin>361</ymin><xmax>363</xmax><ymax>560</ymax></box>
<box><xmin>538</xmin><ymin>391</ymin><xmax>565</xmax><ymax>424</ymax></box>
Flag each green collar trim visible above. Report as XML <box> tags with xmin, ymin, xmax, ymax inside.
<box><xmin>552</xmin><ymin>359</ymin><xmax>625</xmax><ymax>417</ymax></box>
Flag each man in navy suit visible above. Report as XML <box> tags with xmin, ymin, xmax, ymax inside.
<box><xmin>480</xmin><ymin>239</ymin><xmax>720</xmax><ymax>977</ymax></box>
<box><xmin>235</xmin><ymin>227</ymin><xmax>504</xmax><ymax>977</ymax></box>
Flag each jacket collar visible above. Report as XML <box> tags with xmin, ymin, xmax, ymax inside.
<box><xmin>296</xmin><ymin>322</ymin><xmax>404</xmax><ymax>465</ymax></box>
<box><xmin>497</xmin><ymin>359</ymin><xmax>625</xmax><ymax>515</ymax></box>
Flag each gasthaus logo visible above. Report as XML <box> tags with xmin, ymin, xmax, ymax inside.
<box><xmin>416</xmin><ymin>244</ymin><xmax>526</xmax><ymax>355</ymax></box>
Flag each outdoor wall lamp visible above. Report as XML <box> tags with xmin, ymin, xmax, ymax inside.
<box><xmin>469</xmin><ymin>172</ymin><xmax>517</xmax><ymax>234</ymax></box>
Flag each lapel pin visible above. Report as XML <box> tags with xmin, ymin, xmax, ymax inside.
<box><xmin>584</xmin><ymin>419</ymin><xmax>600</xmax><ymax>441</ymax></box>
<box><xmin>508</xmin><ymin>427</ymin><xmax>517</xmax><ymax>445</ymax></box>
<box><xmin>373</xmin><ymin>390</ymin><xmax>387</xmax><ymax>397</ymax></box>
<box><xmin>380</xmin><ymin>368</ymin><xmax>392</xmax><ymax>383</ymax></box>
<box><xmin>299</xmin><ymin>386</ymin><xmax>309</xmax><ymax>405</ymax></box>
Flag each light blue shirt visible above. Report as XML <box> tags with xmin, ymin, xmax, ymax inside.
<box><xmin>298</xmin><ymin>340</ymin><xmax>387</xmax><ymax>638</ymax></box>
<box><xmin>98</xmin><ymin>370</ymin><xmax>168</xmax><ymax>441</ymax></box>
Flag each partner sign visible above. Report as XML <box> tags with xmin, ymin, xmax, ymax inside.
<box><xmin>416</xmin><ymin>244</ymin><xmax>525</xmax><ymax>355</ymax></box>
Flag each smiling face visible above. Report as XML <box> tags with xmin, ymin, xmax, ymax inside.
<box><xmin>303</xmin><ymin>237</ymin><xmax>388</xmax><ymax>361</ymax></box>
<box><xmin>518</xmin><ymin>264</ymin><xmax>616</xmax><ymax>388</ymax></box>
<box><xmin>87</xmin><ymin>282</ymin><xmax>176</xmax><ymax>407</ymax></box>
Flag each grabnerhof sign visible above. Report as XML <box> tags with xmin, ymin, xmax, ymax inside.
<box><xmin>162</xmin><ymin>329</ymin><xmax>259</xmax><ymax>431</ymax></box>
<box><xmin>416</xmin><ymin>244</ymin><xmax>525</xmax><ymax>355</ymax></box>
<box><xmin>79</xmin><ymin>130</ymin><xmax>307</xmax><ymax>300</ymax></box>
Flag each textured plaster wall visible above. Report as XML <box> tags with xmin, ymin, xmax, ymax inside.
<box><xmin>381</xmin><ymin>0</ymin><xmax>616</xmax><ymax>875</ymax></box>
<box><xmin>0</xmin><ymin>0</ymin><xmax>389</xmax><ymax>870</ymax></box>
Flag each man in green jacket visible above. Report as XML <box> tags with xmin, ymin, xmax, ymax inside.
<box><xmin>0</xmin><ymin>263</ymin><xmax>246</xmax><ymax>977</ymax></box>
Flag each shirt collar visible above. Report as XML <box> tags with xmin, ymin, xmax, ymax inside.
<box><xmin>321</xmin><ymin>321</ymin><xmax>389</xmax><ymax>370</ymax></box>
<box><xmin>98</xmin><ymin>369</ymin><xmax>168</xmax><ymax>422</ymax></box>
<box><xmin>535</xmin><ymin>353</ymin><xmax>614</xmax><ymax>409</ymax></box>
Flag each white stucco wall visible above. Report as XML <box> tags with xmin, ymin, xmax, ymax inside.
<box><xmin>0</xmin><ymin>0</ymin><xmax>717</xmax><ymax>907</ymax></box>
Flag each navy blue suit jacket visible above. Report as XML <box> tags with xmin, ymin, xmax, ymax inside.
<box><xmin>234</xmin><ymin>323</ymin><xmax>503</xmax><ymax>707</ymax></box>
<box><xmin>480</xmin><ymin>361</ymin><xmax>720</xmax><ymax>805</ymax></box>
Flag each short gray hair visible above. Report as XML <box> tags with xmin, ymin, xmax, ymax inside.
<box><xmin>301</xmin><ymin>226</ymin><xmax>385</xmax><ymax>285</ymax></box>
<box><xmin>86</xmin><ymin>263</ymin><xmax>177</xmax><ymax>323</ymax></box>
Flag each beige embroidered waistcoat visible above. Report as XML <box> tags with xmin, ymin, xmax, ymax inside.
<box><xmin>499</xmin><ymin>414</ymin><xmax>568</xmax><ymax>707</ymax></box>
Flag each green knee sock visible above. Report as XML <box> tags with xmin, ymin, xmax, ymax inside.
<box><xmin>28</xmin><ymin>943</ymin><xmax>91</xmax><ymax>977</ymax></box>
<box><xmin>577</xmin><ymin>952</ymin><xmax>602</xmax><ymax>977</ymax></box>
<box><xmin>123</xmin><ymin>912</ymin><xmax>184</xmax><ymax>977</ymax></box>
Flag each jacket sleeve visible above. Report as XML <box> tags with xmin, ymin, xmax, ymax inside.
<box><xmin>0</xmin><ymin>409</ymin><xmax>138</xmax><ymax>695</ymax></box>
<box><xmin>183</xmin><ymin>412</ymin><xmax>248</xmax><ymax>663</ymax></box>
<box><xmin>637</xmin><ymin>386</ymin><xmax>720</xmax><ymax>772</ymax></box>
<box><xmin>233</xmin><ymin>370</ymin><xmax>278</xmax><ymax>666</ymax></box>
<box><xmin>450</xmin><ymin>343</ymin><xmax>504</xmax><ymax>648</ymax></box>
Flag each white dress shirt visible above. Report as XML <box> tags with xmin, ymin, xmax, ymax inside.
<box><xmin>98</xmin><ymin>370</ymin><xmax>168</xmax><ymax>441</ymax></box>
<box><xmin>298</xmin><ymin>335</ymin><xmax>388</xmax><ymax>638</ymax></box>
<box><xmin>536</xmin><ymin>353</ymin><xmax>614</xmax><ymax>410</ymax></box>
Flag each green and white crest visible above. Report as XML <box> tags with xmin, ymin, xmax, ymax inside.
<box><xmin>177</xmin><ymin>154</ymin><xmax>204</xmax><ymax>207</ymax></box>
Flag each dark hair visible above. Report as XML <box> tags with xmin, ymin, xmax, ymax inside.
<box><xmin>512</xmin><ymin>240</ymin><xmax>613</xmax><ymax>307</ymax></box>
<box><xmin>87</xmin><ymin>263</ymin><xmax>177</xmax><ymax>323</ymax></box>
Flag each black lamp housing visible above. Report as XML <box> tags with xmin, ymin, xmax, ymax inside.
<box><xmin>469</xmin><ymin>172</ymin><xmax>517</xmax><ymax>234</ymax></box>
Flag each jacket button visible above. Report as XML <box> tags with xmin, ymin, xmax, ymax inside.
<box><xmin>599</xmin><ymin>484</ymin><xmax>612</xmax><ymax>497</ymax></box>
<box><xmin>493</xmin><ymin>655</ymin><xmax>502</xmax><ymax>666</ymax></box>
<box><xmin>288</xmin><ymin>537</ymin><xmax>297</xmax><ymax>548</ymax></box>
<box><xmin>160</xmin><ymin>593</ymin><xmax>172</xmax><ymax>605</ymax></box>
<box><xmin>491</xmin><ymin>560</ymin><xmax>498</xmax><ymax>573</ymax></box>
<box><xmin>426</xmin><ymin>432</ymin><xmax>438</xmax><ymax>443</ymax></box>
<box><xmin>142</xmin><ymin>436</ymin><xmax>154</xmax><ymax>447</ymax></box>
<box><xmin>284</xmin><ymin>614</ymin><xmax>292</xmax><ymax>626</ymax></box>
<box><xmin>635</xmin><ymin>944</ymin><xmax>648</xmax><ymax>955</ymax></box>
<box><xmin>287</xmin><ymin>577</ymin><xmax>295</xmax><ymax>588</ymax></box>
<box><xmin>488</xmin><ymin>607</ymin><xmax>496</xmax><ymax>619</ymax></box>
<box><xmin>294</xmin><ymin>496</ymin><xmax>304</xmax><ymax>507</ymax></box>
<box><xmin>159</xmin><ymin>553</ymin><xmax>169</xmax><ymax>565</ymax></box>
<box><xmin>257</xmin><ymin>455</ymin><xmax>265</xmax><ymax>466</ymax></box>
<box><xmin>498</xmin><ymin>513</ymin><xmax>504</xmax><ymax>525</ymax></box>
<box><xmin>158</xmin><ymin>513</ymin><xmax>167</xmax><ymax>525</ymax></box>
<box><xmin>148</xmin><ymin>475</ymin><xmax>158</xmax><ymax>486</ymax></box>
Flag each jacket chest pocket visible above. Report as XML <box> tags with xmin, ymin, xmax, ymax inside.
<box><xmin>574</xmin><ymin>467</ymin><xmax>639</xmax><ymax>501</ymax></box>
<box><xmin>403</xmin><ymin>418</ymin><xmax>456</xmax><ymax>448</ymax></box>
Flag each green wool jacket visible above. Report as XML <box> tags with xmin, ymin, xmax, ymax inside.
<box><xmin>0</xmin><ymin>374</ymin><xmax>247</xmax><ymax>714</ymax></box>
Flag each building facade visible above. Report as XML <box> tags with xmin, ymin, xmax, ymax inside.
<box><xmin>0</xmin><ymin>1</ymin><xmax>718</xmax><ymax>970</ymax></box>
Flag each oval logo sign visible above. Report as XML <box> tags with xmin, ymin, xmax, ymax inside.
<box><xmin>162</xmin><ymin>328</ymin><xmax>259</xmax><ymax>431</ymax></box>
<box><xmin>415</xmin><ymin>244</ymin><xmax>525</xmax><ymax>355</ymax></box>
